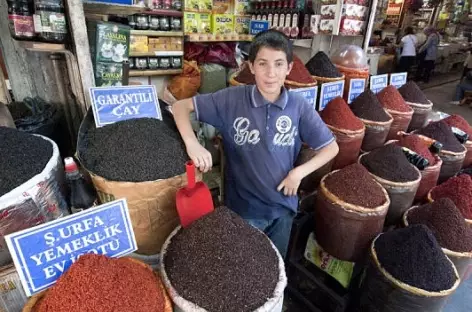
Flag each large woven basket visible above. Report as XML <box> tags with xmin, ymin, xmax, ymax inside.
<box><xmin>22</xmin><ymin>258</ymin><xmax>172</xmax><ymax>312</ymax></box>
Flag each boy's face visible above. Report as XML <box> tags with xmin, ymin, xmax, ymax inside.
<box><xmin>249</xmin><ymin>47</ymin><xmax>293</xmax><ymax>97</ymax></box>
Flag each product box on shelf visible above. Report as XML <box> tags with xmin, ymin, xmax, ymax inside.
<box><xmin>0</xmin><ymin>265</ymin><xmax>28</xmax><ymax>312</ymax></box>
<box><xmin>130</xmin><ymin>35</ymin><xmax>148</xmax><ymax>53</ymax></box>
<box><xmin>234</xmin><ymin>15</ymin><xmax>251</xmax><ymax>34</ymax></box>
<box><xmin>184</xmin><ymin>11</ymin><xmax>199</xmax><ymax>33</ymax></box>
<box><xmin>149</xmin><ymin>37</ymin><xmax>170</xmax><ymax>51</ymax></box>
<box><xmin>184</xmin><ymin>0</ymin><xmax>200</xmax><ymax>11</ymax></box>
<box><xmin>212</xmin><ymin>0</ymin><xmax>231</xmax><ymax>14</ymax></box>
<box><xmin>212</xmin><ymin>14</ymin><xmax>234</xmax><ymax>35</ymax></box>
<box><xmin>95</xmin><ymin>62</ymin><xmax>123</xmax><ymax>87</ymax></box>
<box><xmin>199</xmin><ymin>13</ymin><xmax>212</xmax><ymax>33</ymax></box>
<box><xmin>234</xmin><ymin>0</ymin><xmax>249</xmax><ymax>15</ymax></box>
<box><xmin>87</xmin><ymin>21</ymin><xmax>130</xmax><ymax>64</ymax></box>
<box><xmin>199</xmin><ymin>0</ymin><xmax>213</xmax><ymax>12</ymax></box>
<box><xmin>170</xmin><ymin>37</ymin><xmax>183</xmax><ymax>50</ymax></box>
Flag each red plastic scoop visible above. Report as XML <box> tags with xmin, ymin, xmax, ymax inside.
<box><xmin>176</xmin><ymin>161</ymin><xmax>214</xmax><ymax>228</ymax></box>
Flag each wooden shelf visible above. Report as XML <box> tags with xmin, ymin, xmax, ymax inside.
<box><xmin>83</xmin><ymin>1</ymin><xmax>147</xmax><ymax>15</ymax></box>
<box><xmin>18</xmin><ymin>41</ymin><xmax>67</xmax><ymax>52</ymax></box>
<box><xmin>147</xmin><ymin>9</ymin><xmax>183</xmax><ymax>17</ymax></box>
<box><xmin>186</xmin><ymin>34</ymin><xmax>253</xmax><ymax>42</ymax></box>
<box><xmin>130</xmin><ymin>51</ymin><xmax>183</xmax><ymax>57</ymax></box>
<box><xmin>130</xmin><ymin>30</ymin><xmax>184</xmax><ymax>37</ymax></box>
<box><xmin>129</xmin><ymin>69</ymin><xmax>182</xmax><ymax>77</ymax></box>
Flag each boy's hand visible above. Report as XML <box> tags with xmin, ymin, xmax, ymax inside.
<box><xmin>186</xmin><ymin>140</ymin><xmax>213</xmax><ymax>173</ymax></box>
<box><xmin>277</xmin><ymin>169</ymin><xmax>303</xmax><ymax>197</ymax></box>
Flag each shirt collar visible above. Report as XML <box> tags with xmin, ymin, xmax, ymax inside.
<box><xmin>251</xmin><ymin>85</ymin><xmax>288</xmax><ymax>109</ymax></box>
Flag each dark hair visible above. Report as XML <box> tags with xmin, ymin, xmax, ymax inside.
<box><xmin>404</xmin><ymin>27</ymin><xmax>414</xmax><ymax>35</ymax></box>
<box><xmin>248</xmin><ymin>30</ymin><xmax>293</xmax><ymax>63</ymax></box>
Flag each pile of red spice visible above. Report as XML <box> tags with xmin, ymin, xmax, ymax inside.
<box><xmin>377</xmin><ymin>85</ymin><xmax>413</xmax><ymax>113</ymax></box>
<box><xmin>37</xmin><ymin>254</ymin><xmax>165</xmax><ymax>312</ymax></box>
<box><xmin>442</xmin><ymin>114</ymin><xmax>472</xmax><ymax>138</ymax></box>
<box><xmin>286</xmin><ymin>55</ymin><xmax>316</xmax><ymax>84</ymax></box>
<box><xmin>234</xmin><ymin>64</ymin><xmax>256</xmax><ymax>84</ymax></box>
<box><xmin>398</xmin><ymin>134</ymin><xmax>436</xmax><ymax>166</ymax></box>
<box><xmin>320</xmin><ymin>97</ymin><xmax>364</xmax><ymax>131</ymax></box>
<box><xmin>430</xmin><ymin>174</ymin><xmax>472</xmax><ymax>220</ymax></box>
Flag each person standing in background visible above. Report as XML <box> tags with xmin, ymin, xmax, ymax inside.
<box><xmin>462</xmin><ymin>47</ymin><xmax>472</xmax><ymax>80</ymax></box>
<box><xmin>397</xmin><ymin>27</ymin><xmax>417</xmax><ymax>74</ymax></box>
<box><xmin>416</xmin><ymin>26</ymin><xmax>439</xmax><ymax>83</ymax></box>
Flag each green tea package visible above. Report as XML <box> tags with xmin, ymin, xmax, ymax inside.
<box><xmin>88</xmin><ymin>21</ymin><xmax>130</xmax><ymax>64</ymax></box>
<box><xmin>95</xmin><ymin>62</ymin><xmax>123</xmax><ymax>87</ymax></box>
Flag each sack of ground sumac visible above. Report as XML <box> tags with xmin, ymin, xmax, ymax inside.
<box><xmin>168</xmin><ymin>61</ymin><xmax>201</xmax><ymax>100</ymax></box>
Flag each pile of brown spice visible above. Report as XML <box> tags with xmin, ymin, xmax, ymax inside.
<box><xmin>37</xmin><ymin>254</ymin><xmax>165</xmax><ymax>312</ymax></box>
<box><xmin>320</xmin><ymin>97</ymin><xmax>364</xmax><ymax>131</ymax></box>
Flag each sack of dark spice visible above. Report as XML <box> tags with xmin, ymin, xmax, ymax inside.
<box><xmin>25</xmin><ymin>254</ymin><xmax>172</xmax><ymax>312</ymax></box>
<box><xmin>428</xmin><ymin>174</ymin><xmax>472</xmax><ymax>223</ymax></box>
<box><xmin>377</xmin><ymin>85</ymin><xmax>413</xmax><ymax>141</ymax></box>
<box><xmin>442</xmin><ymin>114</ymin><xmax>472</xmax><ymax>168</ymax></box>
<box><xmin>357</xmin><ymin>225</ymin><xmax>460</xmax><ymax>312</ymax></box>
<box><xmin>305</xmin><ymin>51</ymin><xmax>343</xmax><ymax>81</ymax></box>
<box><xmin>417</xmin><ymin>121</ymin><xmax>467</xmax><ymax>183</ymax></box>
<box><xmin>320</xmin><ymin>97</ymin><xmax>365</xmax><ymax>170</ymax></box>
<box><xmin>315</xmin><ymin>164</ymin><xmax>389</xmax><ymax>262</ymax></box>
<box><xmin>160</xmin><ymin>207</ymin><xmax>286</xmax><ymax>312</ymax></box>
<box><xmin>359</xmin><ymin>144</ymin><xmax>421</xmax><ymax>225</ymax></box>
<box><xmin>350</xmin><ymin>89</ymin><xmax>393</xmax><ymax>152</ymax></box>
<box><xmin>397</xmin><ymin>81</ymin><xmax>433</xmax><ymax>132</ymax></box>
<box><xmin>404</xmin><ymin>198</ymin><xmax>472</xmax><ymax>279</ymax></box>
<box><xmin>76</xmin><ymin>109</ymin><xmax>191</xmax><ymax>255</ymax></box>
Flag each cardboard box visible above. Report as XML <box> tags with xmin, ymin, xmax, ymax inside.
<box><xmin>0</xmin><ymin>265</ymin><xmax>28</xmax><ymax>312</ymax></box>
<box><xmin>212</xmin><ymin>14</ymin><xmax>233</xmax><ymax>35</ymax></box>
<box><xmin>184</xmin><ymin>0</ymin><xmax>199</xmax><ymax>11</ymax></box>
<box><xmin>87</xmin><ymin>21</ymin><xmax>130</xmax><ymax>64</ymax></box>
<box><xmin>199</xmin><ymin>0</ymin><xmax>212</xmax><ymax>12</ymax></box>
<box><xmin>184</xmin><ymin>12</ymin><xmax>199</xmax><ymax>34</ymax></box>
<box><xmin>95</xmin><ymin>62</ymin><xmax>123</xmax><ymax>87</ymax></box>
<box><xmin>198</xmin><ymin>13</ymin><xmax>212</xmax><ymax>34</ymax></box>
<box><xmin>234</xmin><ymin>0</ymin><xmax>249</xmax><ymax>15</ymax></box>
<box><xmin>234</xmin><ymin>15</ymin><xmax>250</xmax><ymax>34</ymax></box>
<box><xmin>130</xmin><ymin>35</ymin><xmax>148</xmax><ymax>53</ymax></box>
<box><xmin>212</xmin><ymin>0</ymin><xmax>231</xmax><ymax>14</ymax></box>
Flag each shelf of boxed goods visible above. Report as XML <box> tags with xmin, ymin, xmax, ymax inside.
<box><xmin>186</xmin><ymin>34</ymin><xmax>254</xmax><ymax>42</ymax></box>
<box><xmin>129</xmin><ymin>51</ymin><xmax>184</xmax><ymax>57</ymax></box>
<box><xmin>83</xmin><ymin>1</ymin><xmax>148</xmax><ymax>15</ymax></box>
<box><xmin>128</xmin><ymin>69</ymin><xmax>183</xmax><ymax>77</ymax></box>
<box><xmin>130</xmin><ymin>30</ymin><xmax>184</xmax><ymax>37</ymax></box>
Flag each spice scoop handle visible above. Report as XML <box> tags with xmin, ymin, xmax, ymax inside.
<box><xmin>186</xmin><ymin>161</ymin><xmax>196</xmax><ymax>189</ymax></box>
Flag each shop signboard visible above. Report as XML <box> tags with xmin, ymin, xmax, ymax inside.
<box><xmin>249</xmin><ymin>20</ymin><xmax>270</xmax><ymax>35</ymax></box>
<box><xmin>89</xmin><ymin>85</ymin><xmax>162</xmax><ymax>127</ymax></box>
<box><xmin>289</xmin><ymin>86</ymin><xmax>318</xmax><ymax>110</ymax></box>
<box><xmin>319</xmin><ymin>80</ymin><xmax>345</xmax><ymax>111</ymax></box>
<box><xmin>370</xmin><ymin>74</ymin><xmax>388</xmax><ymax>94</ymax></box>
<box><xmin>390</xmin><ymin>72</ymin><xmax>407</xmax><ymax>89</ymax></box>
<box><xmin>5</xmin><ymin>199</ymin><xmax>137</xmax><ymax>297</ymax></box>
<box><xmin>347</xmin><ymin>78</ymin><xmax>366</xmax><ymax>104</ymax></box>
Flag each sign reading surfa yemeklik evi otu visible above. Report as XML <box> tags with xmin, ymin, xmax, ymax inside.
<box><xmin>89</xmin><ymin>85</ymin><xmax>162</xmax><ymax>127</ymax></box>
<box><xmin>289</xmin><ymin>86</ymin><xmax>318</xmax><ymax>110</ymax></box>
<box><xmin>319</xmin><ymin>80</ymin><xmax>345</xmax><ymax>111</ymax></box>
<box><xmin>5</xmin><ymin>199</ymin><xmax>137</xmax><ymax>296</ymax></box>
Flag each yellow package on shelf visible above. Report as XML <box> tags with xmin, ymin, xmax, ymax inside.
<box><xmin>130</xmin><ymin>35</ymin><xmax>148</xmax><ymax>53</ymax></box>
<box><xmin>199</xmin><ymin>0</ymin><xmax>213</xmax><ymax>12</ymax></box>
<box><xmin>234</xmin><ymin>15</ymin><xmax>251</xmax><ymax>34</ymax></box>
<box><xmin>198</xmin><ymin>13</ymin><xmax>212</xmax><ymax>34</ymax></box>
<box><xmin>212</xmin><ymin>14</ymin><xmax>234</xmax><ymax>35</ymax></box>
<box><xmin>184</xmin><ymin>12</ymin><xmax>199</xmax><ymax>34</ymax></box>
<box><xmin>234</xmin><ymin>0</ymin><xmax>249</xmax><ymax>15</ymax></box>
<box><xmin>184</xmin><ymin>0</ymin><xmax>199</xmax><ymax>11</ymax></box>
<box><xmin>212</xmin><ymin>0</ymin><xmax>231</xmax><ymax>14</ymax></box>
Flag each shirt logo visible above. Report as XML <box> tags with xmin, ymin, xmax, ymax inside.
<box><xmin>233</xmin><ymin>117</ymin><xmax>261</xmax><ymax>146</ymax></box>
<box><xmin>274</xmin><ymin>115</ymin><xmax>297</xmax><ymax>147</ymax></box>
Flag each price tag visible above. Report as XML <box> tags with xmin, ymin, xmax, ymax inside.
<box><xmin>250</xmin><ymin>20</ymin><xmax>270</xmax><ymax>35</ymax></box>
<box><xmin>289</xmin><ymin>86</ymin><xmax>318</xmax><ymax>110</ymax></box>
<box><xmin>390</xmin><ymin>72</ymin><xmax>408</xmax><ymax>89</ymax></box>
<box><xmin>89</xmin><ymin>85</ymin><xmax>162</xmax><ymax>127</ymax></box>
<box><xmin>319</xmin><ymin>80</ymin><xmax>345</xmax><ymax>111</ymax></box>
<box><xmin>347</xmin><ymin>78</ymin><xmax>366</xmax><ymax>104</ymax></box>
<box><xmin>6</xmin><ymin>199</ymin><xmax>137</xmax><ymax>296</ymax></box>
<box><xmin>369</xmin><ymin>74</ymin><xmax>388</xmax><ymax>94</ymax></box>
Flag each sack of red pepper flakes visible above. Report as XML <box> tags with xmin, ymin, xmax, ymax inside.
<box><xmin>284</xmin><ymin>55</ymin><xmax>317</xmax><ymax>89</ymax></box>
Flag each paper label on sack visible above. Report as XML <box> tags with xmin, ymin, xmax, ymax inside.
<box><xmin>390</xmin><ymin>72</ymin><xmax>407</xmax><ymax>89</ymax></box>
<box><xmin>289</xmin><ymin>86</ymin><xmax>318</xmax><ymax>110</ymax></box>
<box><xmin>89</xmin><ymin>85</ymin><xmax>162</xmax><ymax>127</ymax></box>
<box><xmin>5</xmin><ymin>199</ymin><xmax>137</xmax><ymax>297</ymax></box>
<box><xmin>370</xmin><ymin>74</ymin><xmax>388</xmax><ymax>94</ymax></box>
<box><xmin>348</xmin><ymin>78</ymin><xmax>366</xmax><ymax>104</ymax></box>
<box><xmin>319</xmin><ymin>80</ymin><xmax>345</xmax><ymax>111</ymax></box>
<box><xmin>304</xmin><ymin>232</ymin><xmax>354</xmax><ymax>288</ymax></box>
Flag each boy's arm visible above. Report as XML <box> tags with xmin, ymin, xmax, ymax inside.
<box><xmin>173</xmin><ymin>98</ymin><xmax>213</xmax><ymax>172</ymax></box>
<box><xmin>277</xmin><ymin>141</ymin><xmax>339</xmax><ymax>196</ymax></box>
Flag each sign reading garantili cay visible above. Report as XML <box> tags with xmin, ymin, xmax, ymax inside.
<box><xmin>89</xmin><ymin>85</ymin><xmax>162</xmax><ymax>127</ymax></box>
<box><xmin>5</xmin><ymin>199</ymin><xmax>137</xmax><ymax>296</ymax></box>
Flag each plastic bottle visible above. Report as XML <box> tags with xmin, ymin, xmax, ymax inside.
<box><xmin>64</xmin><ymin>157</ymin><xmax>98</xmax><ymax>214</ymax></box>
<box><xmin>33</xmin><ymin>0</ymin><xmax>67</xmax><ymax>43</ymax></box>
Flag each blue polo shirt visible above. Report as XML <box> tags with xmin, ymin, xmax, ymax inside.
<box><xmin>193</xmin><ymin>85</ymin><xmax>334</xmax><ymax>220</ymax></box>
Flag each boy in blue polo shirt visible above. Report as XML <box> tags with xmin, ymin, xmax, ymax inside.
<box><xmin>173</xmin><ymin>30</ymin><xmax>339</xmax><ymax>258</ymax></box>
